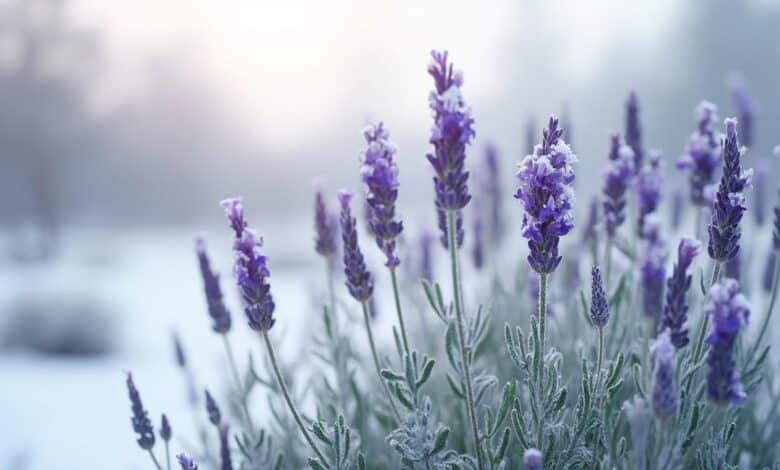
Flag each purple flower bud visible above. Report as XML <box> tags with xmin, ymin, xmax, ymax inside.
<box><xmin>126</xmin><ymin>372</ymin><xmax>155</xmax><ymax>450</ymax></box>
<box><xmin>602</xmin><ymin>135</ymin><xmax>635</xmax><ymax>238</ymax></box>
<box><xmin>361</xmin><ymin>123</ymin><xmax>404</xmax><ymax>267</ymax></box>
<box><xmin>636</xmin><ymin>150</ymin><xmax>664</xmax><ymax>238</ymax></box>
<box><xmin>523</xmin><ymin>448</ymin><xmax>543</xmax><ymax>470</ymax></box>
<box><xmin>650</xmin><ymin>329</ymin><xmax>678</xmax><ymax>418</ymax></box>
<box><xmin>705</xmin><ymin>278</ymin><xmax>750</xmax><ymax>405</ymax></box>
<box><xmin>640</xmin><ymin>216</ymin><xmax>667</xmax><ymax>321</ymax></box>
<box><xmin>471</xmin><ymin>215</ymin><xmax>484</xmax><ymax>269</ymax></box>
<box><xmin>678</xmin><ymin>102</ymin><xmax>722</xmax><ymax>207</ymax></box>
<box><xmin>219</xmin><ymin>424</ymin><xmax>233</xmax><ymax>470</ymax></box>
<box><xmin>177</xmin><ymin>454</ymin><xmax>198</xmax><ymax>470</ymax></box>
<box><xmin>625</xmin><ymin>91</ymin><xmax>644</xmax><ymax>171</ymax></box>
<box><xmin>160</xmin><ymin>414</ymin><xmax>171</xmax><ymax>442</ymax></box>
<box><xmin>204</xmin><ymin>389</ymin><xmax>221</xmax><ymax>426</ymax></box>
<box><xmin>221</xmin><ymin>198</ymin><xmax>276</xmax><ymax>331</ymax></box>
<box><xmin>426</xmin><ymin>50</ymin><xmax>474</xmax><ymax>246</ymax></box>
<box><xmin>172</xmin><ymin>332</ymin><xmax>186</xmax><ymax>368</ymax></box>
<box><xmin>724</xmin><ymin>251</ymin><xmax>741</xmax><ymax>282</ymax></box>
<box><xmin>482</xmin><ymin>142</ymin><xmax>504</xmax><ymax>246</ymax></box>
<box><xmin>314</xmin><ymin>190</ymin><xmax>337</xmax><ymax>257</ymax></box>
<box><xmin>196</xmin><ymin>238</ymin><xmax>231</xmax><ymax>334</ymax></box>
<box><xmin>515</xmin><ymin>117</ymin><xmax>577</xmax><ymax>274</ymax></box>
<box><xmin>663</xmin><ymin>238</ymin><xmax>701</xmax><ymax>349</ymax></box>
<box><xmin>707</xmin><ymin>118</ymin><xmax>752</xmax><ymax>262</ymax></box>
<box><xmin>419</xmin><ymin>230</ymin><xmax>434</xmax><ymax>282</ymax></box>
<box><xmin>590</xmin><ymin>265</ymin><xmax>609</xmax><ymax>327</ymax></box>
<box><xmin>338</xmin><ymin>190</ymin><xmax>374</xmax><ymax>302</ymax></box>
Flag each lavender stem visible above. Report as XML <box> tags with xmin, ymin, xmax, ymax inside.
<box><xmin>536</xmin><ymin>272</ymin><xmax>548</xmax><ymax>452</ymax></box>
<box><xmin>148</xmin><ymin>450</ymin><xmax>163</xmax><ymax>470</ymax></box>
<box><xmin>360</xmin><ymin>300</ymin><xmax>402</xmax><ymax>421</ymax></box>
<box><xmin>389</xmin><ymin>268</ymin><xmax>410</xmax><ymax>356</ymax></box>
<box><xmin>260</xmin><ymin>331</ymin><xmax>328</xmax><ymax>464</ymax></box>
<box><xmin>447</xmin><ymin>209</ymin><xmax>484</xmax><ymax>469</ymax></box>
<box><xmin>746</xmin><ymin>256</ymin><xmax>780</xmax><ymax>366</ymax></box>
<box><xmin>221</xmin><ymin>335</ymin><xmax>254</xmax><ymax>432</ymax></box>
<box><xmin>165</xmin><ymin>442</ymin><xmax>171</xmax><ymax>470</ymax></box>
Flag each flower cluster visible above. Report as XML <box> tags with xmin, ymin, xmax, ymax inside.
<box><xmin>636</xmin><ymin>150</ymin><xmax>664</xmax><ymax>237</ymax></box>
<box><xmin>195</xmin><ymin>237</ymin><xmax>231</xmax><ymax>334</ymax></box>
<box><xmin>705</xmin><ymin>278</ymin><xmax>750</xmax><ymax>405</ymax></box>
<box><xmin>602</xmin><ymin>134</ymin><xmax>635</xmax><ymax>238</ymax></box>
<box><xmin>222</xmin><ymin>198</ymin><xmax>276</xmax><ymax>331</ymax></box>
<box><xmin>625</xmin><ymin>91</ymin><xmax>643</xmax><ymax>171</ymax></box>
<box><xmin>338</xmin><ymin>190</ymin><xmax>374</xmax><ymax>302</ymax></box>
<box><xmin>515</xmin><ymin>117</ymin><xmax>577</xmax><ymax>274</ymax></box>
<box><xmin>707</xmin><ymin>118</ymin><xmax>752</xmax><ymax>262</ymax></box>
<box><xmin>426</xmin><ymin>50</ymin><xmax>475</xmax><ymax>248</ymax></box>
<box><xmin>662</xmin><ymin>238</ymin><xmax>701</xmax><ymax>349</ymax></box>
<box><xmin>360</xmin><ymin>122</ymin><xmax>403</xmax><ymax>267</ymax></box>
<box><xmin>314</xmin><ymin>189</ymin><xmax>337</xmax><ymax>258</ymax></box>
<box><xmin>126</xmin><ymin>372</ymin><xmax>155</xmax><ymax>450</ymax></box>
<box><xmin>590</xmin><ymin>265</ymin><xmax>609</xmax><ymax>327</ymax></box>
<box><xmin>650</xmin><ymin>329</ymin><xmax>678</xmax><ymax>418</ymax></box>
<box><xmin>678</xmin><ymin>101</ymin><xmax>722</xmax><ymax>206</ymax></box>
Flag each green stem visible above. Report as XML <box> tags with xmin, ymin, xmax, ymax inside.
<box><xmin>390</xmin><ymin>268</ymin><xmax>411</xmax><ymax>357</ymax></box>
<box><xmin>222</xmin><ymin>335</ymin><xmax>255</xmax><ymax>432</ymax></box>
<box><xmin>164</xmin><ymin>441</ymin><xmax>171</xmax><ymax>470</ymax></box>
<box><xmin>605</xmin><ymin>238</ymin><xmax>613</xmax><ymax>289</ymax></box>
<box><xmin>360</xmin><ymin>301</ymin><xmax>402</xmax><ymax>421</ymax></box>
<box><xmin>325</xmin><ymin>257</ymin><xmax>337</xmax><ymax>318</ymax></box>
<box><xmin>536</xmin><ymin>272</ymin><xmax>548</xmax><ymax>451</ymax></box>
<box><xmin>746</xmin><ymin>256</ymin><xmax>780</xmax><ymax>365</ymax></box>
<box><xmin>261</xmin><ymin>331</ymin><xmax>328</xmax><ymax>464</ymax></box>
<box><xmin>148</xmin><ymin>450</ymin><xmax>163</xmax><ymax>470</ymax></box>
<box><xmin>447</xmin><ymin>210</ymin><xmax>484</xmax><ymax>470</ymax></box>
<box><xmin>595</xmin><ymin>326</ymin><xmax>604</xmax><ymax>391</ymax></box>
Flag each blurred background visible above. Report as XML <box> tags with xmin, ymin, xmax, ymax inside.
<box><xmin>1</xmin><ymin>0</ymin><xmax>779</xmax><ymax>468</ymax></box>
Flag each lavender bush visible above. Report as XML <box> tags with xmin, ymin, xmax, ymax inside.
<box><xmin>122</xmin><ymin>51</ymin><xmax>780</xmax><ymax>469</ymax></box>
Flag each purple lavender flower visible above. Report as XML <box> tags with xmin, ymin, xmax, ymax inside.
<box><xmin>338</xmin><ymin>190</ymin><xmax>374</xmax><ymax>302</ymax></box>
<box><xmin>636</xmin><ymin>150</ymin><xmax>664</xmax><ymax>238</ymax></box>
<box><xmin>602</xmin><ymin>134</ymin><xmax>634</xmax><ymax>238</ymax></box>
<box><xmin>523</xmin><ymin>448</ymin><xmax>543</xmax><ymax>470</ymax></box>
<box><xmin>126</xmin><ymin>372</ymin><xmax>155</xmax><ymax>450</ymax></box>
<box><xmin>678</xmin><ymin>102</ymin><xmax>722</xmax><ymax>206</ymax></box>
<box><xmin>436</xmin><ymin>207</ymin><xmax>463</xmax><ymax>249</ymax></box>
<box><xmin>650</xmin><ymin>329</ymin><xmax>678</xmax><ymax>418</ymax></box>
<box><xmin>707</xmin><ymin>119</ymin><xmax>752</xmax><ymax>262</ymax></box>
<box><xmin>219</xmin><ymin>424</ymin><xmax>233</xmax><ymax>470</ymax></box>
<box><xmin>314</xmin><ymin>190</ymin><xmax>337</xmax><ymax>257</ymax></box>
<box><xmin>731</xmin><ymin>77</ymin><xmax>755</xmax><ymax>148</ymax></box>
<box><xmin>639</xmin><ymin>216</ymin><xmax>667</xmax><ymax>321</ymax></box>
<box><xmin>471</xmin><ymin>215</ymin><xmax>484</xmax><ymax>269</ymax></box>
<box><xmin>590</xmin><ymin>265</ymin><xmax>609</xmax><ymax>327</ymax></box>
<box><xmin>160</xmin><ymin>414</ymin><xmax>171</xmax><ymax>442</ymax></box>
<box><xmin>177</xmin><ymin>454</ymin><xmax>198</xmax><ymax>470</ymax></box>
<box><xmin>221</xmin><ymin>198</ymin><xmax>276</xmax><ymax>331</ymax></box>
<box><xmin>725</xmin><ymin>252</ymin><xmax>741</xmax><ymax>282</ymax></box>
<box><xmin>482</xmin><ymin>142</ymin><xmax>503</xmax><ymax>246</ymax></box>
<box><xmin>752</xmin><ymin>159</ymin><xmax>767</xmax><ymax>226</ymax></box>
<box><xmin>196</xmin><ymin>238</ymin><xmax>231</xmax><ymax>334</ymax></box>
<box><xmin>705</xmin><ymin>278</ymin><xmax>750</xmax><ymax>405</ymax></box>
<box><xmin>625</xmin><ymin>91</ymin><xmax>644</xmax><ymax>171</ymax></box>
<box><xmin>204</xmin><ymin>389</ymin><xmax>221</xmax><ymax>426</ymax></box>
<box><xmin>360</xmin><ymin>123</ymin><xmax>404</xmax><ymax>267</ymax></box>
<box><xmin>426</xmin><ymin>50</ymin><xmax>475</xmax><ymax>247</ymax></box>
<box><xmin>515</xmin><ymin>117</ymin><xmax>577</xmax><ymax>274</ymax></box>
<box><xmin>419</xmin><ymin>230</ymin><xmax>434</xmax><ymax>282</ymax></box>
<box><xmin>172</xmin><ymin>332</ymin><xmax>186</xmax><ymax>368</ymax></box>
<box><xmin>662</xmin><ymin>238</ymin><xmax>701</xmax><ymax>349</ymax></box>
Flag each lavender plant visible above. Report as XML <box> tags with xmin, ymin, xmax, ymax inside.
<box><xmin>119</xmin><ymin>52</ymin><xmax>780</xmax><ymax>470</ymax></box>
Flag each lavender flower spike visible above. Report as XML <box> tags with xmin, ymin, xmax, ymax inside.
<box><xmin>639</xmin><ymin>216</ymin><xmax>666</xmax><ymax>321</ymax></box>
<box><xmin>636</xmin><ymin>150</ymin><xmax>664</xmax><ymax>237</ymax></box>
<box><xmin>705</xmin><ymin>278</ymin><xmax>750</xmax><ymax>405</ymax></box>
<box><xmin>177</xmin><ymin>453</ymin><xmax>198</xmax><ymax>470</ymax></box>
<box><xmin>314</xmin><ymin>189</ymin><xmax>337</xmax><ymax>257</ymax></box>
<box><xmin>426</xmin><ymin>50</ymin><xmax>475</xmax><ymax>247</ymax></box>
<box><xmin>650</xmin><ymin>329</ymin><xmax>679</xmax><ymax>418</ymax></box>
<box><xmin>662</xmin><ymin>238</ymin><xmax>701</xmax><ymax>349</ymax></box>
<box><xmin>160</xmin><ymin>414</ymin><xmax>171</xmax><ymax>441</ymax></box>
<box><xmin>707</xmin><ymin>119</ymin><xmax>752</xmax><ymax>262</ymax></box>
<box><xmin>360</xmin><ymin>122</ymin><xmax>403</xmax><ymax>267</ymax></box>
<box><xmin>471</xmin><ymin>215</ymin><xmax>484</xmax><ymax>269</ymax></box>
<box><xmin>625</xmin><ymin>91</ymin><xmax>644</xmax><ymax>171</ymax></box>
<box><xmin>523</xmin><ymin>448</ymin><xmax>543</xmax><ymax>470</ymax></box>
<box><xmin>602</xmin><ymin>134</ymin><xmax>635</xmax><ymax>238</ymax></box>
<box><xmin>126</xmin><ymin>372</ymin><xmax>155</xmax><ymax>450</ymax></box>
<box><xmin>516</xmin><ymin>117</ymin><xmax>577</xmax><ymax>274</ymax></box>
<box><xmin>338</xmin><ymin>190</ymin><xmax>374</xmax><ymax>302</ymax></box>
<box><xmin>678</xmin><ymin>102</ymin><xmax>722</xmax><ymax>206</ymax></box>
<box><xmin>590</xmin><ymin>265</ymin><xmax>609</xmax><ymax>327</ymax></box>
<box><xmin>219</xmin><ymin>424</ymin><xmax>234</xmax><ymax>470</ymax></box>
<box><xmin>196</xmin><ymin>237</ymin><xmax>231</xmax><ymax>334</ymax></box>
<box><xmin>205</xmin><ymin>389</ymin><xmax>221</xmax><ymax>426</ymax></box>
<box><xmin>221</xmin><ymin>198</ymin><xmax>276</xmax><ymax>331</ymax></box>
